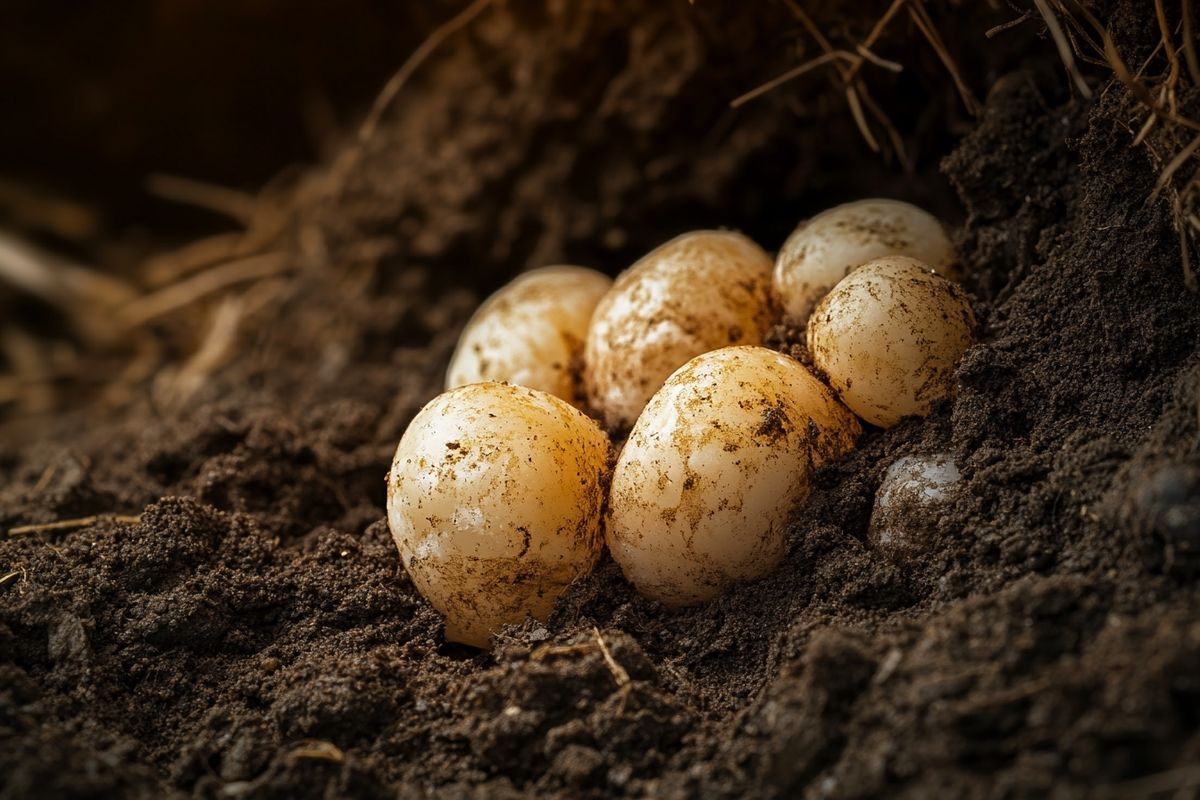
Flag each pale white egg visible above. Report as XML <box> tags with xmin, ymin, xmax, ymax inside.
<box><xmin>775</xmin><ymin>199</ymin><xmax>958</xmax><ymax>323</ymax></box>
<box><xmin>584</xmin><ymin>231</ymin><xmax>777</xmax><ymax>430</ymax></box>
<box><xmin>386</xmin><ymin>382</ymin><xmax>612</xmax><ymax>648</ymax></box>
<box><xmin>605</xmin><ymin>346</ymin><xmax>860</xmax><ymax>607</ymax></box>
<box><xmin>807</xmin><ymin>256</ymin><xmax>975</xmax><ymax>428</ymax></box>
<box><xmin>445</xmin><ymin>266</ymin><xmax>612</xmax><ymax>406</ymax></box>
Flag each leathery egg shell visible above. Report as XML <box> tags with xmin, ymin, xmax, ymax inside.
<box><xmin>584</xmin><ymin>230</ymin><xmax>777</xmax><ymax>430</ymax></box>
<box><xmin>386</xmin><ymin>382</ymin><xmax>612</xmax><ymax>648</ymax></box>
<box><xmin>445</xmin><ymin>266</ymin><xmax>612</xmax><ymax>406</ymax></box>
<box><xmin>606</xmin><ymin>346</ymin><xmax>861</xmax><ymax>607</ymax></box>
<box><xmin>807</xmin><ymin>256</ymin><xmax>975</xmax><ymax>428</ymax></box>
<box><xmin>774</xmin><ymin>198</ymin><xmax>958</xmax><ymax>323</ymax></box>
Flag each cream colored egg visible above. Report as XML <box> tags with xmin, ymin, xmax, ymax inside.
<box><xmin>807</xmin><ymin>256</ymin><xmax>975</xmax><ymax>428</ymax></box>
<box><xmin>386</xmin><ymin>382</ymin><xmax>612</xmax><ymax>648</ymax></box>
<box><xmin>446</xmin><ymin>266</ymin><xmax>612</xmax><ymax>406</ymax></box>
<box><xmin>584</xmin><ymin>231</ymin><xmax>777</xmax><ymax>431</ymax></box>
<box><xmin>775</xmin><ymin>199</ymin><xmax>958</xmax><ymax>323</ymax></box>
<box><xmin>606</xmin><ymin>346</ymin><xmax>860</xmax><ymax>607</ymax></box>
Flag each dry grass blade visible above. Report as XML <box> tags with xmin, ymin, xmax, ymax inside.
<box><xmin>0</xmin><ymin>231</ymin><xmax>135</xmax><ymax>310</ymax></box>
<box><xmin>593</xmin><ymin>627</ymin><xmax>631</xmax><ymax>687</ymax></box>
<box><xmin>0</xmin><ymin>178</ymin><xmax>98</xmax><ymax>241</ymax></box>
<box><xmin>153</xmin><ymin>295</ymin><xmax>246</xmax><ymax>409</ymax></box>
<box><xmin>1033</xmin><ymin>0</ymin><xmax>1093</xmax><ymax>98</ymax></box>
<box><xmin>855</xmin><ymin>45</ymin><xmax>903</xmax><ymax>73</ymax></box>
<box><xmin>986</xmin><ymin>11</ymin><xmax>1034</xmax><ymax>39</ymax></box>
<box><xmin>845</xmin><ymin>85</ymin><xmax>881</xmax><ymax>152</ymax></box>
<box><xmin>908</xmin><ymin>0</ymin><xmax>981</xmax><ymax>114</ymax></box>
<box><xmin>730</xmin><ymin>51</ymin><xmax>854</xmax><ymax>109</ymax></box>
<box><xmin>0</xmin><ymin>231</ymin><xmax>137</xmax><ymax>347</ymax></box>
<box><xmin>1067</xmin><ymin>0</ymin><xmax>1200</xmax><ymax>132</ymax></box>
<box><xmin>8</xmin><ymin>514</ymin><xmax>141</xmax><ymax>538</ymax></box>
<box><xmin>781</xmin><ymin>0</ymin><xmax>838</xmax><ymax>59</ymax></box>
<box><xmin>856</xmin><ymin>80</ymin><xmax>912</xmax><ymax>171</ymax></box>
<box><xmin>142</xmin><ymin>232</ymin><xmax>252</xmax><ymax>287</ymax></box>
<box><xmin>530</xmin><ymin>641</ymin><xmax>596</xmax><ymax>661</ymax></box>
<box><xmin>1153</xmin><ymin>0</ymin><xmax>1181</xmax><ymax>113</ymax></box>
<box><xmin>117</xmin><ymin>252</ymin><xmax>290</xmax><ymax>329</ymax></box>
<box><xmin>357</xmin><ymin>0</ymin><xmax>496</xmax><ymax>146</ymax></box>
<box><xmin>777</xmin><ymin>0</ymin><xmax>909</xmax><ymax>158</ymax></box>
<box><xmin>146</xmin><ymin>173</ymin><xmax>257</xmax><ymax>224</ymax></box>
<box><xmin>844</xmin><ymin>0</ymin><xmax>908</xmax><ymax>82</ymax></box>
<box><xmin>287</xmin><ymin>741</ymin><xmax>345</xmax><ymax>764</ymax></box>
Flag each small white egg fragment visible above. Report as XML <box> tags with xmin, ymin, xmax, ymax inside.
<box><xmin>584</xmin><ymin>231</ymin><xmax>777</xmax><ymax>430</ymax></box>
<box><xmin>445</xmin><ymin>266</ymin><xmax>612</xmax><ymax>406</ymax></box>
<box><xmin>869</xmin><ymin>454</ymin><xmax>961</xmax><ymax>559</ymax></box>
<box><xmin>807</xmin><ymin>256</ymin><xmax>975</xmax><ymax>428</ymax></box>
<box><xmin>386</xmin><ymin>382</ymin><xmax>612</xmax><ymax>648</ymax></box>
<box><xmin>775</xmin><ymin>198</ymin><xmax>958</xmax><ymax>323</ymax></box>
<box><xmin>606</xmin><ymin>346</ymin><xmax>861</xmax><ymax>607</ymax></box>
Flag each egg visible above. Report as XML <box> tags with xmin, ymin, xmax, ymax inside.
<box><xmin>774</xmin><ymin>198</ymin><xmax>958</xmax><ymax>323</ymax></box>
<box><xmin>445</xmin><ymin>266</ymin><xmax>612</xmax><ymax>406</ymax></box>
<box><xmin>584</xmin><ymin>231</ymin><xmax>777</xmax><ymax>430</ymax></box>
<box><xmin>386</xmin><ymin>382</ymin><xmax>612</xmax><ymax>648</ymax></box>
<box><xmin>869</xmin><ymin>454</ymin><xmax>961</xmax><ymax>559</ymax></box>
<box><xmin>807</xmin><ymin>256</ymin><xmax>975</xmax><ymax>428</ymax></box>
<box><xmin>605</xmin><ymin>346</ymin><xmax>860</xmax><ymax>607</ymax></box>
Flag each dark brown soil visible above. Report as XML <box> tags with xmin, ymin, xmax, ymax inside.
<box><xmin>4</xmin><ymin>2</ymin><xmax>1200</xmax><ymax>798</ymax></box>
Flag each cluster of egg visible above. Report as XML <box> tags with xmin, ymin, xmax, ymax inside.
<box><xmin>387</xmin><ymin>199</ymin><xmax>975</xmax><ymax>647</ymax></box>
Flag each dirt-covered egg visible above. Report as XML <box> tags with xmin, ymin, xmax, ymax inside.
<box><xmin>869</xmin><ymin>454</ymin><xmax>961</xmax><ymax>560</ymax></box>
<box><xmin>775</xmin><ymin>198</ymin><xmax>958</xmax><ymax>323</ymax></box>
<box><xmin>807</xmin><ymin>256</ymin><xmax>975</xmax><ymax>428</ymax></box>
<box><xmin>445</xmin><ymin>266</ymin><xmax>612</xmax><ymax>406</ymax></box>
<box><xmin>605</xmin><ymin>346</ymin><xmax>860</xmax><ymax>607</ymax></box>
<box><xmin>386</xmin><ymin>382</ymin><xmax>612</xmax><ymax>648</ymax></box>
<box><xmin>584</xmin><ymin>231</ymin><xmax>777</xmax><ymax>431</ymax></box>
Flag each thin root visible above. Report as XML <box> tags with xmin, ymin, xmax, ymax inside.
<box><xmin>908</xmin><ymin>0</ymin><xmax>980</xmax><ymax>114</ymax></box>
<box><xmin>153</xmin><ymin>294</ymin><xmax>246</xmax><ymax>409</ymax></box>
<box><xmin>145</xmin><ymin>174</ymin><xmax>258</xmax><ymax>224</ymax></box>
<box><xmin>730</xmin><ymin>51</ymin><xmax>855</xmax><ymax>109</ymax></box>
<box><xmin>288</xmin><ymin>741</ymin><xmax>345</xmax><ymax>764</ymax></box>
<box><xmin>530</xmin><ymin>641</ymin><xmax>596</xmax><ymax>661</ymax></box>
<box><xmin>8</xmin><ymin>514</ymin><xmax>141</xmax><ymax>538</ymax></box>
<box><xmin>1034</xmin><ymin>0</ymin><xmax>1094</xmax><ymax>99</ymax></box>
<box><xmin>1152</xmin><ymin>133</ymin><xmax>1200</xmax><ymax>200</ymax></box>
<box><xmin>844</xmin><ymin>0</ymin><xmax>908</xmax><ymax>82</ymax></box>
<box><xmin>593</xmin><ymin>627</ymin><xmax>631</xmax><ymax>687</ymax></box>
<box><xmin>357</xmin><ymin>0</ymin><xmax>496</xmax><ymax>146</ymax></box>
<box><xmin>117</xmin><ymin>252</ymin><xmax>290</xmax><ymax>329</ymax></box>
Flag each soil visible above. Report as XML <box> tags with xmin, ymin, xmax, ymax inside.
<box><xmin>3</xmin><ymin>1</ymin><xmax>1200</xmax><ymax>798</ymax></box>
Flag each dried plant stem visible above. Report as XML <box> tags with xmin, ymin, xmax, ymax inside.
<box><xmin>118</xmin><ymin>253</ymin><xmax>289</xmax><ymax>329</ymax></box>
<box><xmin>593</xmin><ymin>627</ymin><xmax>631</xmax><ymax>687</ymax></box>
<box><xmin>8</xmin><ymin>514</ymin><xmax>141</xmax><ymax>538</ymax></box>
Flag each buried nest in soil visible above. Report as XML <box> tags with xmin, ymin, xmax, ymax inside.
<box><xmin>3</xmin><ymin>1</ymin><xmax>1200</xmax><ymax>798</ymax></box>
